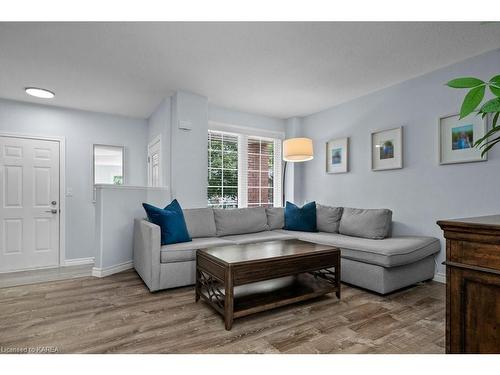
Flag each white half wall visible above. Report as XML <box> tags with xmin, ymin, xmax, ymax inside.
<box><xmin>297</xmin><ymin>49</ymin><xmax>500</xmax><ymax>276</ymax></box>
<box><xmin>93</xmin><ymin>184</ymin><xmax>170</xmax><ymax>276</ymax></box>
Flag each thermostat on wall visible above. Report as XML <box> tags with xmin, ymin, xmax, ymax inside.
<box><xmin>178</xmin><ymin>120</ymin><xmax>192</xmax><ymax>130</ymax></box>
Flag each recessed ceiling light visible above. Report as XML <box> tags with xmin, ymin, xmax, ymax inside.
<box><xmin>25</xmin><ymin>87</ymin><xmax>55</xmax><ymax>99</ymax></box>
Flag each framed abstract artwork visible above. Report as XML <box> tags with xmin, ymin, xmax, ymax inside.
<box><xmin>326</xmin><ymin>137</ymin><xmax>349</xmax><ymax>173</ymax></box>
<box><xmin>371</xmin><ymin>126</ymin><xmax>403</xmax><ymax>171</ymax></box>
<box><xmin>438</xmin><ymin>113</ymin><xmax>487</xmax><ymax>165</ymax></box>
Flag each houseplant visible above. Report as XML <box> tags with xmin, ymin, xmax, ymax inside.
<box><xmin>446</xmin><ymin>75</ymin><xmax>500</xmax><ymax>156</ymax></box>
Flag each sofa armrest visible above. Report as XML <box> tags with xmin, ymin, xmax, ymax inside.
<box><xmin>133</xmin><ymin>218</ymin><xmax>161</xmax><ymax>292</ymax></box>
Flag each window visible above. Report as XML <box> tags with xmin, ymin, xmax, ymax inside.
<box><xmin>208</xmin><ymin>131</ymin><xmax>239</xmax><ymax>208</ymax></box>
<box><xmin>246</xmin><ymin>137</ymin><xmax>275</xmax><ymax>208</ymax></box>
<box><xmin>93</xmin><ymin>144</ymin><xmax>124</xmax><ymax>185</ymax></box>
<box><xmin>207</xmin><ymin>130</ymin><xmax>282</xmax><ymax>208</ymax></box>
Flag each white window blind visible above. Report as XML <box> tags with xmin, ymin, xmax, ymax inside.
<box><xmin>208</xmin><ymin>130</ymin><xmax>282</xmax><ymax>208</ymax></box>
<box><xmin>208</xmin><ymin>131</ymin><xmax>239</xmax><ymax>208</ymax></box>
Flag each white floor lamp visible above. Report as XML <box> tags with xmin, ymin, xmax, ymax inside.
<box><xmin>282</xmin><ymin>137</ymin><xmax>314</xmax><ymax>206</ymax></box>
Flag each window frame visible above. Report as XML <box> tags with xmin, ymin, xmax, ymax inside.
<box><xmin>207</xmin><ymin>129</ymin><xmax>282</xmax><ymax>209</ymax></box>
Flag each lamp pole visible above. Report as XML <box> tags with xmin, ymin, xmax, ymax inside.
<box><xmin>282</xmin><ymin>161</ymin><xmax>287</xmax><ymax>207</ymax></box>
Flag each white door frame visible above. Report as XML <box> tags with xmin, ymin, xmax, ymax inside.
<box><xmin>147</xmin><ymin>135</ymin><xmax>162</xmax><ymax>187</ymax></box>
<box><xmin>0</xmin><ymin>132</ymin><xmax>66</xmax><ymax>267</ymax></box>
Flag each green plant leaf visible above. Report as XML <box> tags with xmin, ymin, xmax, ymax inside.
<box><xmin>478</xmin><ymin>132</ymin><xmax>500</xmax><ymax>148</ymax></box>
<box><xmin>490</xmin><ymin>75</ymin><xmax>500</xmax><ymax>84</ymax></box>
<box><xmin>460</xmin><ymin>86</ymin><xmax>485</xmax><ymax>119</ymax></box>
<box><xmin>446</xmin><ymin>77</ymin><xmax>484</xmax><ymax>88</ymax></box>
<box><xmin>479</xmin><ymin>136</ymin><xmax>500</xmax><ymax>157</ymax></box>
<box><xmin>473</xmin><ymin>117</ymin><xmax>500</xmax><ymax>147</ymax></box>
<box><xmin>479</xmin><ymin>97</ymin><xmax>500</xmax><ymax>113</ymax></box>
<box><xmin>490</xmin><ymin>84</ymin><xmax>500</xmax><ymax>97</ymax></box>
<box><xmin>493</xmin><ymin>112</ymin><xmax>500</xmax><ymax>127</ymax></box>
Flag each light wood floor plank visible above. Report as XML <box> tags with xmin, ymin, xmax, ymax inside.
<box><xmin>0</xmin><ymin>269</ymin><xmax>445</xmax><ymax>353</ymax></box>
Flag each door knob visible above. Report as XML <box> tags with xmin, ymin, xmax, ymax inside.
<box><xmin>45</xmin><ymin>209</ymin><xmax>58</xmax><ymax>214</ymax></box>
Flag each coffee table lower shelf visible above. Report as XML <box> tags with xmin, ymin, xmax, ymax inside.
<box><xmin>198</xmin><ymin>273</ymin><xmax>340</xmax><ymax>326</ymax></box>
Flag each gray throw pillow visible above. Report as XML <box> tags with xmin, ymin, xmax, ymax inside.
<box><xmin>183</xmin><ymin>208</ymin><xmax>217</xmax><ymax>238</ymax></box>
<box><xmin>266</xmin><ymin>207</ymin><xmax>284</xmax><ymax>230</ymax></box>
<box><xmin>213</xmin><ymin>207</ymin><xmax>270</xmax><ymax>236</ymax></box>
<box><xmin>316</xmin><ymin>204</ymin><xmax>343</xmax><ymax>233</ymax></box>
<box><xmin>339</xmin><ymin>207</ymin><xmax>392</xmax><ymax>239</ymax></box>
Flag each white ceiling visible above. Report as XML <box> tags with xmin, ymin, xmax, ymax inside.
<box><xmin>1</xmin><ymin>22</ymin><xmax>500</xmax><ymax>119</ymax></box>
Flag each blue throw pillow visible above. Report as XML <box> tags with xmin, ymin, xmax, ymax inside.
<box><xmin>142</xmin><ymin>199</ymin><xmax>192</xmax><ymax>246</ymax></box>
<box><xmin>284</xmin><ymin>201</ymin><xmax>317</xmax><ymax>232</ymax></box>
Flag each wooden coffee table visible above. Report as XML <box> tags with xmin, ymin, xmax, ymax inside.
<box><xmin>195</xmin><ymin>239</ymin><xmax>341</xmax><ymax>330</ymax></box>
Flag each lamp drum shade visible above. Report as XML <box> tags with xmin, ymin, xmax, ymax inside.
<box><xmin>283</xmin><ymin>137</ymin><xmax>314</xmax><ymax>162</ymax></box>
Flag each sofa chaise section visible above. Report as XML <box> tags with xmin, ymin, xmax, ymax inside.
<box><xmin>277</xmin><ymin>229</ymin><xmax>439</xmax><ymax>293</ymax></box>
<box><xmin>277</xmin><ymin>230</ymin><xmax>439</xmax><ymax>267</ymax></box>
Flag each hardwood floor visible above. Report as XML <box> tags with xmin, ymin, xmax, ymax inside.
<box><xmin>0</xmin><ymin>269</ymin><xmax>445</xmax><ymax>354</ymax></box>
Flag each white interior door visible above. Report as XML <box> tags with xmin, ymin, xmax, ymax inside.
<box><xmin>0</xmin><ymin>136</ymin><xmax>60</xmax><ymax>272</ymax></box>
<box><xmin>147</xmin><ymin>136</ymin><xmax>161</xmax><ymax>187</ymax></box>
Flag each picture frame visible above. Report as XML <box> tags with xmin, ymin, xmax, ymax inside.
<box><xmin>438</xmin><ymin>113</ymin><xmax>488</xmax><ymax>165</ymax></box>
<box><xmin>371</xmin><ymin>126</ymin><xmax>403</xmax><ymax>171</ymax></box>
<box><xmin>326</xmin><ymin>137</ymin><xmax>349</xmax><ymax>174</ymax></box>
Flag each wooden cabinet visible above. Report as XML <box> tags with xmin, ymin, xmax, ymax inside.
<box><xmin>437</xmin><ymin>215</ymin><xmax>500</xmax><ymax>354</ymax></box>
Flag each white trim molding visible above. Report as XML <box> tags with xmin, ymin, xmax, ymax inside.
<box><xmin>433</xmin><ymin>272</ymin><xmax>446</xmax><ymax>284</ymax></box>
<box><xmin>0</xmin><ymin>264</ymin><xmax>93</xmax><ymax>288</ymax></box>
<box><xmin>209</xmin><ymin>120</ymin><xmax>285</xmax><ymax>140</ymax></box>
<box><xmin>64</xmin><ymin>257</ymin><xmax>95</xmax><ymax>267</ymax></box>
<box><xmin>92</xmin><ymin>260</ymin><xmax>133</xmax><ymax>278</ymax></box>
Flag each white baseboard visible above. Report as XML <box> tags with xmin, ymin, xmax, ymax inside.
<box><xmin>433</xmin><ymin>272</ymin><xmax>446</xmax><ymax>284</ymax></box>
<box><xmin>92</xmin><ymin>260</ymin><xmax>133</xmax><ymax>278</ymax></box>
<box><xmin>64</xmin><ymin>257</ymin><xmax>95</xmax><ymax>267</ymax></box>
<box><xmin>0</xmin><ymin>263</ymin><xmax>93</xmax><ymax>288</ymax></box>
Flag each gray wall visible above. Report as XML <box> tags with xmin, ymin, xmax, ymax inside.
<box><xmin>0</xmin><ymin>98</ymin><xmax>148</xmax><ymax>261</ymax></box>
<box><xmin>147</xmin><ymin>94</ymin><xmax>287</xmax><ymax>208</ymax></box>
<box><xmin>298</xmin><ymin>49</ymin><xmax>500</xmax><ymax>276</ymax></box>
<box><xmin>147</xmin><ymin>98</ymin><xmax>171</xmax><ymax>188</ymax></box>
<box><xmin>209</xmin><ymin>103</ymin><xmax>286</xmax><ymax>133</ymax></box>
<box><xmin>170</xmin><ymin>91</ymin><xmax>209</xmax><ymax>208</ymax></box>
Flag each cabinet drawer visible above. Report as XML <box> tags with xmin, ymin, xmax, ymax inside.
<box><xmin>449</xmin><ymin>240</ymin><xmax>500</xmax><ymax>270</ymax></box>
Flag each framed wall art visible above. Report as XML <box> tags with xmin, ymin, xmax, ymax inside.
<box><xmin>371</xmin><ymin>126</ymin><xmax>403</xmax><ymax>171</ymax></box>
<box><xmin>326</xmin><ymin>137</ymin><xmax>349</xmax><ymax>173</ymax></box>
<box><xmin>438</xmin><ymin>113</ymin><xmax>487</xmax><ymax>165</ymax></box>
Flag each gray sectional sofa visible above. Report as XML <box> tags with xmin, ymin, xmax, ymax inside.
<box><xmin>133</xmin><ymin>205</ymin><xmax>440</xmax><ymax>294</ymax></box>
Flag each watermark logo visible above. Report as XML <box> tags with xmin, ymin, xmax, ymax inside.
<box><xmin>0</xmin><ymin>346</ymin><xmax>59</xmax><ymax>354</ymax></box>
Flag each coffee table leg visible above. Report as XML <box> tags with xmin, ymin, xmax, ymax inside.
<box><xmin>195</xmin><ymin>268</ymin><xmax>201</xmax><ymax>302</ymax></box>
<box><xmin>224</xmin><ymin>268</ymin><xmax>234</xmax><ymax>330</ymax></box>
<box><xmin>335</xmin><ymin>256</ymin><xmax>341</xmax><ymax>299</ymax></box>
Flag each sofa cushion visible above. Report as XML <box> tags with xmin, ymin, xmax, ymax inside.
<box><xmin>266</xmin><ymin>207</ymin><xmax>284</xmax><ymax>230</ymax></box>
<box><xmin>213</xmin><ymin>207</ymin><xmax>269</xmax><ymax>236</ymax></box>
<box><xmin>183</xmin><ymin>208</ymin><xmax>217</xmax><ymax>238</ymax></box>
<box><xmin>276</xmin><ymin>230</ymin><xmax>439</xmax><ymax>267</ymax></box>
<box><xmin>160</xmin><ymin>237</ymin><xmax>234</xmax><ymax>263</ymax></box>
<box><xmin>222</xmin><ymin>230</ymin><xmax>296</xmax><ymax>245</ymax></box>
<box><xmin>284</xmin><ymin>201</ymin><xmax>317</xmax><ymax>232</ymax></box>
<box><xmin>316</xmin><ymin>204</ymin><xmax>343</xmax><ymax>233</ymax></box>
<box><xmin>339</xmin><ymin>207</ymin><xmax>392</xmax><ymax>239</ymax></box>
<box><xmin>142</xmin><ymin>200</ymin><xmax>192</xmax><ymax>246</ymax></box>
